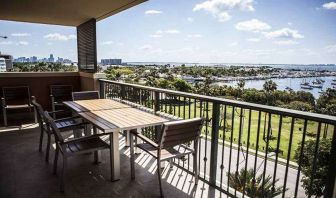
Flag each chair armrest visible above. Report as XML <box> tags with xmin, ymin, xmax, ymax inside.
<box><xmin>1</xmin><ymin>98</ymin><xmax>5</xmax><ymax>107</ymax></box>
<box><xmin>131</xmin><ymin>131</ymin><xmax>158</xmax><ymax>148</ymax></box>
<box><xmin>63</xmin><ymin>133</ymin><xmax>107</xmax><ymax>144</ymax></box>
<box><xmin>55</xmin><ymin>116</ymin><xmax>83</xmax><ymax>123</ymax></box>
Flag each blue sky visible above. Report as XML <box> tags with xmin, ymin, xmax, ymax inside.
<box><xmin>0</xmin><ymin>0</ymin><xmax>336</xmax><ymax>64</ymax></box>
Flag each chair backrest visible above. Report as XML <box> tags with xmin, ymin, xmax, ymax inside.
<box><xmin>2</xmin><ymin>86</ymin><xmax>31</xmax><ymax>105</ymax></box>
<box><xmin>31</xmin><ymin>97</ymin><xmax>45</xmax><ymax>126</ymax></box>
<box><xmin>159</xmin><ymin>118</ymin><xmax>204</xmax><ymax>149</ymax></box>
<box><xmin>43</xmin><ymin>111</ymin><xmax>64</xmax><ymax>143</ymax></box>
<box><xmin>72</xmin><ymin>91</ymin><xmax>99</xmax><ymax>101</ymax></box>
<box><xmin>50</xmin><ymin>85</ymin><xmax>73</xmax><ymax>101</ymax></box>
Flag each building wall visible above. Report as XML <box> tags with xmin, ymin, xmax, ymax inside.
<box><xmin>0</xmin><ymin>72</ymin><xmax>80</xmax><ymax>110</ymax></box>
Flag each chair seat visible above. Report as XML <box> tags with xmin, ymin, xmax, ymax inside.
<box><xmin>5</xmin><ymin>104</ymin><xmax>33</xmax><ymax>109</ymax></box>
<box><xmin>137</xmin><ymin>143</ymin><xmax>193</xmax><ymax>161</ymax></box>
<box><xmin>63</xmin><ymin>137</ymin><xmax>109</xmax><ymax>155</ymax></box>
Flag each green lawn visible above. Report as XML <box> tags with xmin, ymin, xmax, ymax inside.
<box><xmin>156</xmin><ymin>99</ymin><xmax>334</xmax><ymax>161</ymax></box>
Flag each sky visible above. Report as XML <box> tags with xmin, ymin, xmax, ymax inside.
<box><xmin>0</xmin><ymin>0</ymin><xmax>336</xmax><ymax>64</ymax></box>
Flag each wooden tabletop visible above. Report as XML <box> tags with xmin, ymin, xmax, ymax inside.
<box><xmin>78</xmin><ymin>108</ymin><xmax>169</xmax><ymax>133</ymax></box>
<box><xmin>63</xmin><ymin>99</ymin><xmax>131</xmax><ymax>112</ymax></box>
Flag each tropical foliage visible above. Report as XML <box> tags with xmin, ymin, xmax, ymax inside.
<box><xmin>227</xmin><ymin>168</ymin><xmax>285</xmax><ymax>197</ymax></box>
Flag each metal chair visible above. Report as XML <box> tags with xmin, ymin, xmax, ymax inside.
<box><xmin>129</xmin><ymin>118</ymin><xmax>204</xmax><ymax>197</ymax></box>
<box><xmin>1</xmin><ymin>86</ymin><xmax>37</xmax><ymax>126</ymax></box>
<box><xmin>50</xmin><ymin>85</ymin><xmax>73</xmax><ymax>113</ymax></box>
<box><xmin>31</xmin><ymin>97</ymin><xmax>86</xmax><ymax>163</ymax></box>
<box><xmin>44</xmin><ymin>111</ymin><xmax>112</xmax><ymax>192</ymax></box>
<box><xmin>72</xmin><ymin>91</ymin><xmax>99</xmax><ymax>101</ymax></box>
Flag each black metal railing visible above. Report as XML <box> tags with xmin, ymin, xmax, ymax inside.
<box><xmin>99</xmin><ymin>79</ymin><xmax>336</xmax><ymax>198</ymax></box>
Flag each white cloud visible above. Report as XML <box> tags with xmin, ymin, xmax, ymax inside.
<box><xmin>325</xmin><ymin>44</ymin><xmax>336</xmax><ymax>53</ymax></box>
<box><xmin>101</xmin><ymin>41</ymin><xmax>114</xmax><ymax>45</ymax></box>
<box><xmin>155</xmin><ymin>29</ymin><xmax>180</xmax><ymax>35</ymax></box>
<box><xmin>44</xmin><ymin>33</ymin><xmax>76</xmax><ymax>41</ymax></box>
<box><xmin>322</xmin><ymin>2</ymin><xmax>336</xmax><ymax>10</ymax></box>
<box><xmin>165</xmin><ymin>29</ymin><xmax>180</xmax><ymax>34</ymax></box>
<box><xmin>229</xmin><ymin>42</ymin><xmax>238</xmax><ymax>46</ymax></box>
<box><xmin>11</xmin><ymin>33</ymin><xmax>31</xmax><ymax>37</ymax></box>
<box><xmin>187</xmin><ymin>17</ymin><xmax>194</xmax><ymax>22</ymax></box>
<box><xmin>263</xmin><ymin>28</ymin><xmax>304</xmax><ymax>39</ymax></box>
<box><xmin>17</xmin><ymin>41</ymin><xmax>29</xmax><ymax>46</ymax></box>
<box><xmin>150</xmin><ymin>34</ymin><xmax>163</xmax><ymax>38</ymax></box>
<box><xmin>145</xmin><ymin>10</ymin><xmax>163</xmax><ymax>15</ymax></box>
<box><xmin>288</xmin><ymin>22</ymin><xmax>293</xmax><ymax>26</ymax></box>
<box><xmin>187</xmin><ymin>34</ymin><xmax>203</xmax><ymax>38</ymax></box>
<box><xmin>0</xmin><ymin>41</ymin><xmax>13</xmax><ymax>45</ymax></box>
<box><xmin>193</xmin><ymin>0</ymin><xmax>255</xmax><ymax>22</ymax></box>
<box><xmin>274</xmin><ymin>40</ymin><xmax>298</xmax><ymax>45</ymax></box>
<box><xmin>140</xmin><ymin>44</ymin><xmax>153</xmax><ymax>50</ymax></box>
<box><xmin>246</xmin><ymin>38</ymin><xmax>260</xmax><ymax>42</ymax></box>
<box><xmin>235</xmin><ymin>19</ymin><xmax>271</xmax><ymax>32</ymax></box>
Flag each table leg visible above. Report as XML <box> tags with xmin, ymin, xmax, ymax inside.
<box><xmin>110</xmin><ymin>132</ymin><xmax>120</xmax><ymax>181</ymax></box>
<box><xmin>93</xmin><ymin>127</ymin><xmax>100</xmax><ymax>164</ymax></box>
<box><xmin>125</xmin><ymin>130</ymin><xmax>130</xmax><ymax>147</ymax></box>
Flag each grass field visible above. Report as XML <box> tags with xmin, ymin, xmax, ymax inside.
<box><xmin>156</xmin><ymin>99</ymin><xmax>334</xmax><ymax>161</ymax></box>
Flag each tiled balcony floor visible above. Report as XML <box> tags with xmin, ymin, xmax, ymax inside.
<box><xmin>0</xmin><ymin>125</ymin><xmax>226</xmax><ymax>198</ymax></box>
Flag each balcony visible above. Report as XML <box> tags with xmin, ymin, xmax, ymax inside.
<box><xmin>0</xmin><ymin>73</ymin><xmax>335</xmax><ymax>197</ymax></box>
<box><xmin>0</xmin><ymin>0</ymin><xmax>335</xmax><ymax>197</ymax></box>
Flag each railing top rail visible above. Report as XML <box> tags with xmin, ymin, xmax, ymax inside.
<box><xmin>99</xmin><ymin>79</ymin><xmax>336</xmax><ymax>125</ymax></box>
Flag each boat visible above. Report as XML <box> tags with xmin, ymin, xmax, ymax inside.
<box><xmin>301</xmin><ymin>85</ymin><xmax>313</xmax><ymax>90</ymax></box>
<box><xmin>318</xmin><ymin>90</ymin><xmax>325</xmax><ymax>94</ymax></box>
<box><xmin>310</xmin><ymin>84</ymin><xmax>323</xmax><ymax>88</ymax></box>
<box><xmin>331</xmin><ymin>82</ymin><xmax>336</xmax><ymax>85</ymax></box>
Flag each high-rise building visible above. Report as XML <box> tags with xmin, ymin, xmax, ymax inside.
<box><xmin>101</xmin><ymin>59</ymin><xmax>122</xmax><ymax>66</ymax></box>
<box><xmin>30</xmin><ymin>56</ymin><xmax>38</xmax><ymax>63</ymax></box>
<box><xmin>48</xmin><ymin>54</ymin><xmax>54</xmax><ymax>62</ymax></box>
<box><xmin>0</xmin><ymin>52</ymin><xmax>13</xmax><ymax>71</ymax></box>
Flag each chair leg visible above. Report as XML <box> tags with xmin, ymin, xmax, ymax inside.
<box><xmin>194</xmin><ymin>140</ymin><xmax>199</xmax><ymax>185</ymax></box>
<box><xmin>130</xmin><ymin>133</ymin><xmax>135</xmax><ymax>180</ymax></box>
<box><xmin>33</xmin><ymin>107</ymin><xmax>37</xmax><ymax>123</ymax></box>
<box><xmin>53</xmin><ymin>145</ymin><xmax>59</xmax><ymax>175</ymax></box>
<box><xmin>157</xmin><ymin>159</ymin><xmax>164</xmax><ymax>198</ymax></box>
<box><xmin>193</xmin><ymin>152</ymin><xmax>199</xmax><ymax>185</ymax></box>
<box><xmin>39</xmin><ymin>127</ymin><xmax>44</xmax><ymax>152</ymax></box>
<box><xmin>45</xmin><ymin>133</ymin><xmax>51</xmax><ymax>163</ymax></box>
<box><xmin>2</xmin><ymin>107</ymin><xmax>7</xmax><ymax>127</ymax></box>
<box><xmin>60</xmin><ymin>156</ymin><xmax>67</xmax><ymax>192</ymax></box>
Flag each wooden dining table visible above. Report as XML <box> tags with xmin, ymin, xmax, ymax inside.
<box><xmin>63</xmin><ymin>99</ymin><xmax>169</xmax><ymax>181</ymax></box>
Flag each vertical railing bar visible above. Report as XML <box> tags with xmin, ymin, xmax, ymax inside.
<box><xmin>209</xmin><ymin>102</ymin><xmax>220</xmax><ymax>186</ymax></box>
<box><xmin>272</xmin><ymin>115</ymin><xmax>283</xmax><ymax>192</ymax></box>
<box><xmin>282</xmin><ymin>117</ymin><xmax>295</xmax><ymax>198</ymax></box>
<box><xmin>253</xmin><ymin>111</ymin><xmax>262</xmax><ymax>181</ymax></box>
<box><xmin>294</xmin><ymin>119</ymin><xmax>308</xmax><ymax>197</ymax></box>
<box><xmin>220</xmin><ymin>105</ymin><xmax>227</xmax><ymax>187</ymax></box>
<box><xmin>307</xmin><ymin>122</ymin><xmax>322</xmax><ymax>198</ymax></box>
<box><xmin>198</xmin><ymin>100</ymin><xmax>203</xmax><ymax>175</ymax></box>
<box><xmin>242</xmin><ymin>109</ymin><xmax>252</xmax><ymax>198</ymax></box>
<box><xmin>227</xmin><ymin>106</ymin><xmax>235</xmax><ymax>192</ymax></box>
<box><xmin>262</xmin><ymin>112</ymin><xmax>272</xmax><ymax>195</ymax></box>
<box><xmin>203</xmin><ymin>101</ymin><xmax>209</xmax><ymax>180</ymax></box>
<box><xmin>234</xmin><ymin>107</ymin><xmax>244</xmax><ymax>196</ymax></box>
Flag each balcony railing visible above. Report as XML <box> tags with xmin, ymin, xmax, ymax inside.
<box><xmin>99</xmin><ymin>79</ymin><xmax>336</xmax><ymax>198</ymax></box>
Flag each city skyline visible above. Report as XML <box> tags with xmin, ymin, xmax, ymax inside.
<box><xmin>0</xmin><ymin>0</ymin><xmax>336</xmax><ymax>64</ymax></box>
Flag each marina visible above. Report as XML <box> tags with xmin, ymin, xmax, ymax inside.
<box><xmin>213</xmin><ymin>76</ymin><xmax>336</xmax><ymax>98</ymax></box>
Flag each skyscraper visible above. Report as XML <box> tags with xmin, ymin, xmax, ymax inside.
<box><xmin>48</xmin><ymin>54</ymin><xmax>54</xmax><ymax>62</ymax></box>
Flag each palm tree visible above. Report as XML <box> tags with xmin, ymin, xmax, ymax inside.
<box><xmin>237</xmin><ymin>79</ymin><xmax>245</xmax><ymax>90</ymax></box>
<box><xmin>228</xmin><ymin>168</ymin><xmax>285</xmax><ymax>197</ymax></box>
<box><xmin>263</xmin><ymin>80</ymin><xmax>277</xmax><ymax>93</ymax></box>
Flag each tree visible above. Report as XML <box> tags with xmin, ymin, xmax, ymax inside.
<box><xmin>316</xmin><ymin>88</ymin><xmax>336</xmax><ymax>116</ymax></box>
<box><xmin>228</xmin><ymin>168</ymin><xmax>285</xmax><ymax>197</ymax></box>
<box><xmin>263</xmin><ymin>80</ymin><xmax>277</xmax><ymax>93</ymax></box>
<box><xmin>294</xmin><ymin>139</ymin><xmax>332</xmax><ymax>197</ymax></box>
<box><xmin>284</xmin><ymin>101</ymin><xmax>313</xmax><ymax>112</ymax></box>
<box><xmin>172</xmin><ymin>79</ymin><xmax>192</xmax><ymax>92</ymax></box>
<box><xmin>237</xmin><ymin>79</ymin><xmax>245</xmax><ymax>90</ymax></box>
